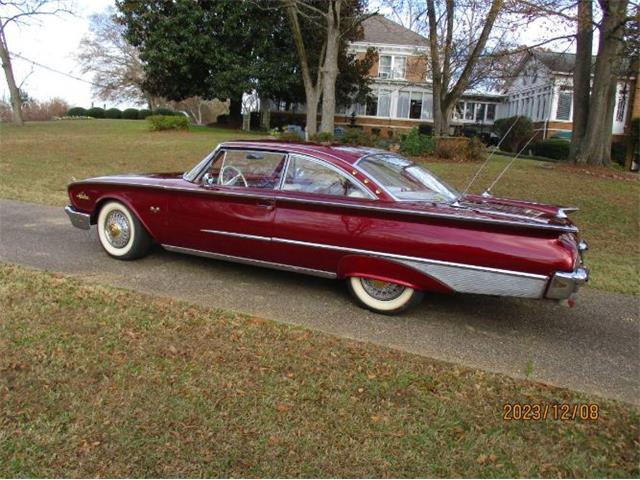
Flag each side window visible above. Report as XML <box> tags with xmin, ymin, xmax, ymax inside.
<box><xmin>283</xmin><ymin>155</ymin><xmax>370</xmax><ymax>199</ymax></box>
<box><xmin>203</xmin><ymin>150</ymin><xmax>286</xmax><ymax>189</ymax></box>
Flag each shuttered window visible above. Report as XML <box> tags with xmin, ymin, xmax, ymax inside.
<box><xmin>556</xmin><ymin>91</ymin><xmax>572</xmax><ymax>120</ymax></box>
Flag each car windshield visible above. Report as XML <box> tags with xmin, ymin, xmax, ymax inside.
<box><xmin>357</xmin><ymin>153</ymin><xmax>458</xmax><ymax>202</ymax></box>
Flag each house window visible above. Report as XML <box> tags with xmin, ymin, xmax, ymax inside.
<box><xmin>378</xmin><ymin>89</ymin><xmax>391</xmax><ymax>117</ymax></box>
<box><xmin>397</xmin><ymin>91</ymin><xmax>410</xmax><ymax>118</ymax></box>
<box><xmin>366</xmin><ymin>91</ymin><xmax>378</xmax><ymax>116</ymax></box>
<box><xmin>421</xmin><ymin>94</ymin><xmax>433</xmax><ymax>120</ymax></box>
<box><xmin>486</xmin><ymin>104</ymin><xmax>496</xmax><ymax>121</ymax></box>
<box><xmin>377</xmin><ymin>55</ymin><xmax>406</xmax><ymax>79</ymax></box>
<box><xmin>453</xmin><ymin>101</ymin><xmax>464</xmax><ymax>119</ymax></box>
<box><xmin>409</xmin><ymin>91</ymin><xmax>422</xmax><ymax>119</ymax></box>
<box><xmin>475</xmin><ymin>103</ymin><xmax>485</xmax><ymax>122</ymax></box>
<box><xmin>616</xmin><ymin>87</ymin><xmax>627</xmax><ymax>122</ymax></box>
<box><xmin>393</xmin><ymin>57</ymin><xmax>406</xmax><ymax>79</ymax></box>
<box><xmin>556</xmin><ymin>90</ymin><xmax>572</xmax><ymax>120</ymax></box>
<box><xmin>378</xmin><ymin>56</ymin><xmax>392</xmax><ymax>78</ymax></box>
<box><xmin>465</xmin><ymin>102</ymin><xmax>475</xmax><ymax>120</ymax></box>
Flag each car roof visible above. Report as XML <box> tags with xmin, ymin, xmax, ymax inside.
<box><xmin>220</xmin><ymin>140</ymin><xmax>385</xmax><ymax>166</ymax></box>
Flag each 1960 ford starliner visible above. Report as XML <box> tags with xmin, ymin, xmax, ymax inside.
<box><xmin>65</xmin><ymin>140</ymin><xmax>588</xmax><ymax>314</ymax></box>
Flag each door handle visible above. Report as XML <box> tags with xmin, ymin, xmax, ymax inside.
<box><xmin>256</xmin><ymin>199</ymin><xmax>275</xmax><ymax>211</ymax></box>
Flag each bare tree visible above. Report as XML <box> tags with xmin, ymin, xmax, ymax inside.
<box><xmin>570</xmin><ymin>0</ymin><xmax>633</xmax><ymax>165</ymax></box>
<box><xmin>0</xmin><ymin>0</ymin><xmax>72</xmax><ymax>125</ymax></box>
<box><xmin>283</xmin><ymin>0</ymin><xmax>370</xmax><ymax>135</ymax></box>
<box><xmin>77</xmin><ymin>8</ymin><xmax>156</xmax><ymax>108</ymax></box>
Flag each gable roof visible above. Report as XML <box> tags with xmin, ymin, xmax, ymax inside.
<box><xmin>532</xmin><ymin>50</ymin><xmax>582</xmax><ymax>73</ymax></box>
<box><xmin>359</xmin><ymin>14</ymin><xmax>427</xmax><ymax>47</ymax></box>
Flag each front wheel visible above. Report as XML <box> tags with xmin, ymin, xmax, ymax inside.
<box><xmin>347</xmin><ymin>277</ymin><xmax>423</xmax><ymax>314</ymax></box>
<box><xmin>97</xmin><ymin>201</ymin><xmax>152</xmax><ymax>260</ymax></box>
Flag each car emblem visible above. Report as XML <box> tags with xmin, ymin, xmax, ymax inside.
<box><xmin>76</xmin><ymin>192</ymin><xmax>89</xmax><ymax>200</ymax></box>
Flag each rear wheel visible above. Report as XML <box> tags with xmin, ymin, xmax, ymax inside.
<box><xmin>97</xmin><ymin>201</ymin><xmax>151</xmax><ymax>260</ymax></box>
<box><xmin>347</xmin><ymin>277</ymin><xmax>423</xmax><ymax>314</ymax></box>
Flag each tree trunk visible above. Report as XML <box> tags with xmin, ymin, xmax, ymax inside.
<box><xmin>0</xmin><ymin>30</ymin><xmax>24</xmax><ymax>126</ymax></box>
<box><xmin>305</xmin><ymin>89</ymin><xmax>319</xmax><ymax>138</ymax></box>
<box><xmin>569</xmin><ymin>0</ymin><xmax>593</xmax><ymax>161</ymax></box>
<box><xmin>574</xmin><ymin>0</ymin><xmax>628</xmax><ymax>165</ymax></box>
<box><xmin>260</xmin><ymin>95</ymin><xmax>271</xmax><ymax>130</ymax></box>
<box><xmin>319</xmin><ymin>0</ymin><xmax>341</xmax><ymax>134</ymax></box>
<box><xmin>426</xmin><ymin>0</ymin><xmax>444</xmax><ymax>135</ymax></box>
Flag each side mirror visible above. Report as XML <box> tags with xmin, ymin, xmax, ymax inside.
<box><xmin>202</xmin><ymin>172</ymin><xmax>215</xmax><ymax>186</ymax></box>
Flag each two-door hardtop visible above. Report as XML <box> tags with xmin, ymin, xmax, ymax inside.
<box><xmin>65</xmin><ymin>140</ymin><xmax>588</xmax><ymax>313</ymax></box>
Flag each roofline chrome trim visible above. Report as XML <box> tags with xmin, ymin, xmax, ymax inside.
<box><xmin>69</xmin><ymin>180</ymin><xmax>578</xmax><ymax>233</ymax></box>
<box><xmin>199</xmin><ymin>228</ymin><xmax>548</xmax><ymax>281</ymax></box>
<box><xmin>162</xmin><ymin>244</ymin><xmax>337</xmax><ymax>279</ymax></box>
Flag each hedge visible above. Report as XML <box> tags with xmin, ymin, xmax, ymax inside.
<box><xmin>138</xmin><ymin>109</ymin><xmax>152</xmax><ymax>119</ymax></box>
<box><xmin>105</xmin><ymin>108</ymin><xmax>122</xmax><ymax>119</ymax></box>
<box><xmin>531</xmin><ymin>139</ymin><xmax>570</xmax><ymax>160</ymax></box>
<box><xmin>494</xmin><ymin>115</ymin><xmax>533</xmax><ymax>153</ymax></box>
<box><xmin>86</xmin><ymin>107</ymin><xmax>105</xmax><ymax>119</ymax></box>
<box><xmin>147</xmin><ymin>114</ymin><xmax>190</xmax><ymax>131</ymax></box>
<box><xmin>122</xmin><ymin>108</ymin><xmax>139</xmax><ymax>120</ymax></box>
<box><xmin>66</xmin><ymin>107</ymin><xmax>87</xmax><ymax>117</ymax></box>
<box><xmin>400</xmin><ymin>128</ymin><xmax>435</xmax><ymax>156</ymax></box>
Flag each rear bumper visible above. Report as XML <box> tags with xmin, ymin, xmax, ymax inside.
<box><xmin>545</xmin><ymin>266</ymin><xmax>589</xmax><ymax>299</ymax></box>
<box><xmin>64</xmin><ymin>205</ymin><xmax>91</xmax><ymax>230</ymax></box>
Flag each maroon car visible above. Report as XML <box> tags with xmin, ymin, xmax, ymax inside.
<box><xmin>65</xmin><ymin>140</ymin><xmax>588</xmax><ymax>314</ymax></box>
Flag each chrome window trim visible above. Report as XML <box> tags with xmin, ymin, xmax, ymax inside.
<box><xmin>162</xmin><ymin>244</ymin><xmax>337</xmax><ymax>279</ymax></box>
<box><xmin>69</xmin><ymin>179</ymin><xmax>578</xmax><ymax>233</ymax></box>
<box><xmin>199</xmin><ymin>227</ymin><xmax>548</xmax><ymax>281</ymax></box>
<box><xmin>282</xmin><ymin>153</ymin><xmax>376</xmax><ymax>200</ymax></box>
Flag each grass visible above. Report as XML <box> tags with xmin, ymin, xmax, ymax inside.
<box><xmin>1</xmin><ymin>263</ymin><xmax>638</xmax><ymax>477</ymax></box>
<box><xmin>0</xmin><ymin>119</ymin><xmax>638</xmax><ymax>294</ymax></box>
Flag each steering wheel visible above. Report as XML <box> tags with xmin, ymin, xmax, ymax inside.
<box><xmin>219</xmin><ymin>165</ymin><xmax>248</xmax><ymax>187</ymax></box>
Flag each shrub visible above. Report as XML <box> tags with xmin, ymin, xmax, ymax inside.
<box><xmin>464</xmin><ymin>136</ymin><xmax>487</xmax><ymax>161</ymax></box>
<box><xmin>137</xmin><ymin>109</ymin><xmax>152</xmax><ymax>119</ymax></box>
<box><xmin>86</xmin><ymin>107</ymin><xmax>105</xmax><ymax>119</ymax></box>
<box><xmin>531</xmin><ymin>139</ymin><xmax>570</xmax><ymax>160</ymax></box>
<box><xmin>400</xmin><ymin>128</ymin><xmax>435</xmax><ymax>156</ymax></box>
<box><xmin>153</xmin><ymin>107</ymin><xmax>177</xmax><ymax>116</ymax></box>
<box><xmin>147</xmin><ymin>114</ymin><xmax>190</xmax><ymax>131</ymax></box>
<box><xmin>278</xmin><ymin>130</ymin><xmax>304</xmax><ymax>142</ymax></box>
<box><xmin>493</xmin><ymin>115</ymin><xmax>533</xmax><ymax>153</ymax></box>
<box><xmin>309</xmin><ymin>132</ymin><xmax>334</xmax><ymax>143</ymax></box>
<box><xmin>122</xmin><ymin>108</ymin><xmax>140</xmax><ymax>120</ymax></box>
<box><xmin>341</xmin><ymin>127</ymin><xmax>376</xmax><ymax>147</ymax></box>
<box><xmin>67</xmin><ymin>107</ymin><xmax>87</xmax><ymax>117</ymax></box>
<box><xmin>105</xmin><ymin>108</ymin><xmax>122</xmax><ymax>119</ymax></box>
<box><xmin>435</xmin><ymin>137</ymin><xmax>470</xmax><ymax>160</ymax></box>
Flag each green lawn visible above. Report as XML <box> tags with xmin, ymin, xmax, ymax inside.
<box><xmin>1</xmin><ymin>263</ymin><xmax>638</xmax><ymax>478</ymax></box>
<box><xmin>0</xmin><ymin>119</ymin><xmax>638</xmax><ymax>295</ymax></box>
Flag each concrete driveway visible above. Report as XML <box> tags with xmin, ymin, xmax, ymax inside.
<box><xmin>1</xmin><ymin>198</ymin><xmax>638</xmax><ymax>404</ymax></box>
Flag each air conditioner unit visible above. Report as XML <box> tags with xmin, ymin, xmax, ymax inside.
<box><xmin>378</xmin><ymin>72</ymin><xmax>390</xmax><ymax>79</ymax></box>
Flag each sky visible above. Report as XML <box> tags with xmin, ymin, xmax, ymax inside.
<box><xmin>2</xmin><ymin>0</ymin><xmax>576</xmax><ymax>109</ymax></box>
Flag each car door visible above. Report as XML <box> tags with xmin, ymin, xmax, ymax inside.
<box><xmin>168</xmin><ymin>148</ymin><xmax>287</xmax><ymax>262</ymax></box>
<box><xmin>270</xmin><ymin>153</ymin><xmax>378</xmax><ymax>273</ymax></box>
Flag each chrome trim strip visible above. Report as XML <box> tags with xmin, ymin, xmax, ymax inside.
<box><xmin>162</xmin><ymin>244</ymin><xmax>337</xmax><ymax>279</ymax></box>
<box><xmin>64</xmin><ymin>205</ymin><xmax>91</xmax><ymax>230</ymax></box>
<box><xmin>68</xmin><ymin>181</ymin><xmax>578</xmax><ymax>233</ymax></box>
<box><xmin>545</xmin><ymin>266</ymin><xmax>589</xmax><ymax>299</ymax></box>
<box><xmin>201</xmin><ymin>229</ymin><xmax>271</xmax><ymax>242</ymax></box>
<box><xmin>270</xmin><ymin>236</ymin><xmax>549</xmax><ymax>281</ymax></box>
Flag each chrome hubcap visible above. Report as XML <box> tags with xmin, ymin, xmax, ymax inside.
<box><xmin>104</xmin><ymin>210</ymin><xmax>130</xmax><ymax>248</ymax></box>
<box><xmin>360</xmin><ymin>278</ymin><xmax>405</xmax><ymax>301</ymax></box>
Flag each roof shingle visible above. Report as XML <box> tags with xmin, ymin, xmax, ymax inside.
<box><xmin>359</xmin><ymin>15</ymin><xmax>427</xmax><ymax>47</ymax></box>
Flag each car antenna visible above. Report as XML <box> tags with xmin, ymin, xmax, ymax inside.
<box><xmin>481</xmin><ymin>133</ymin><xmax>537</xmax><ymax>198</ymax></box>
<box><xmin>455</xmin><ymin>115</ymin><xmax>521</xmax><ymax>205</ymax></box>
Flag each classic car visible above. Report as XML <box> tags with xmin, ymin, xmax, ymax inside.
<box><xmin>65</xmin><ymin>140</ymin><xmax>588</xmax><ymax>314</ymax></box>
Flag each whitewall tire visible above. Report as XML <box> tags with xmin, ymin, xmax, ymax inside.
<box><xmin>97</xmin><ymin>201</ymin><xmax>151</xmax><ymax>260</ymax></box>
<box><xmin>348</xmin><ymin>276</ymin><xmax>423</xmax><ymax>314</ymax></box>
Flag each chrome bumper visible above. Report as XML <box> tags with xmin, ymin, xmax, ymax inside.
<box><xmin>64</xmin><ymin>205</ymin><xmax>91</xmax><ymax>230</ymax></box>
<box><xmin>545</xmin><ymin>266</ymin><xmax>589</xmax><ymax>300</ymax></box>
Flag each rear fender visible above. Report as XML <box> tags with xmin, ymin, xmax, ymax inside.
<box><xmin>337</xmin><ymin>255</ymin><xmax>453</xmax><ymax>294</ymax></box>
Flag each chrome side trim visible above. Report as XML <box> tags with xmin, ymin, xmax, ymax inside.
<box><xmin>64</xmin><ymin>205</ymin><xmax>91</xmax><ymax>230</ymax></box>
<box><xmin>201</xmin><ymin>229</ymin><xmax>271</xmax><ymax>242</ymax></box>
<box><xmin>270</xmin><ymin>236</ymin><xmax>548</xmax><ymax>281</ymax></box>
<box><xmin>69</xmin><ymin>179</ymin><xmax>578</xmax><ymax>233</ymax></box>
<box><xmin>162</xmin><ymin>244</ymin><xmax>337</xmax><ymax>279</ymax></box>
